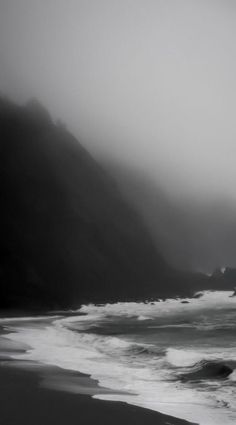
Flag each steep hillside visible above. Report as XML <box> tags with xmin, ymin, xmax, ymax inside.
<box><xmin>105</xmin><ymin>162</ymin><xmax>236</xmax><ymax>274</ymax></box>
<box><xmin>0</xmin><ymin>98</ymin><xmax>172</xmax><ymax>310</ymax></box>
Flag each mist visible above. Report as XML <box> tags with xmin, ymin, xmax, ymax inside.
<box><xmin>1</xmin><ymin>0</ymin><xmax>236</xmax><ymax>201</ymax></box>
<box><xmin>2</xmin><ymin>4</ymin><xmax>236</xmax><ymax>421</ymax></box>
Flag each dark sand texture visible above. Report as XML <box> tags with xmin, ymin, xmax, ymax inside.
<box><xmin>0</xmin><ymin>365</ymin><xmax>196</xmax><ymax>425</ymax></box>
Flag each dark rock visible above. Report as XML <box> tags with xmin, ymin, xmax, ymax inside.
<box><xmin>181</xmin><ymin>361</ymin><xmax>233</xmax><ymax>382</ymax></box>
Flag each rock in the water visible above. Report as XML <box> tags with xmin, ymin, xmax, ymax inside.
<box><xmin>180</xmin><ymin>361</ymin><xmax>233</xmax><ymax>381</ymax></box>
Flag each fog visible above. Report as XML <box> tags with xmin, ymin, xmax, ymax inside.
<box><xmin>1</xmin><ymin>0</ymin><xmax>236</xmax><ymax>201</ymax></box>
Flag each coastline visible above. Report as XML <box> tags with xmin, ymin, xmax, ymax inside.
<box><xmin>0</xmin><ymin>363</ymin><xmax>196</xmax><ymax>425</ymax></box>
<box><xmin>3</xmin><ymin>293</ymin><xmax>236</xmax><ymax>425</ymax></box>
<box><xmin>0</xmin><ymin>318</ymin><xmax>196</xmax><ymax>425</ymax></box>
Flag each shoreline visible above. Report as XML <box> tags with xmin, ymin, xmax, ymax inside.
<box><xmin>0</xmin><ymin>318</ymin><xmax>196</xmax><ymax>425</ymax></box>
<box><xmin>3</xmin><ymin>294</ymin><xmax>236</xmax><ymax>425</ymax></box>
<box><xmin>0</xmin><ymin>362</ymin><xmax>196</xmax><ymax>425</ymax></box>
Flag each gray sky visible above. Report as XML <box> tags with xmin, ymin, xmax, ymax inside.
<box><xmin>1</xmin><ymin>0</ymin><xmax>236</xmax><ymax>200</ymax></box>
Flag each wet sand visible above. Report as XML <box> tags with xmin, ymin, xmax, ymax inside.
<box><xmin>0</xmin><ymin>363</ymin><xmax>196</xmax><ymax>425</ymax></box>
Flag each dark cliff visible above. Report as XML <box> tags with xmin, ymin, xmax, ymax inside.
<box><xmin>1</xmin><ymin>98</ymin><xmax>231</xmax><ymax>311</ymax></box>
<box><xmin>0</xmin><ymin>98</ymin><xmax>172</xmax><ymax>310</ymax></box>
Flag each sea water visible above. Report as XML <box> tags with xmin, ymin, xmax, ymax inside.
<box><xmin>2</xmin><ymin>290</ymin><xmax>236</xmax><ymax>425</ymax></box>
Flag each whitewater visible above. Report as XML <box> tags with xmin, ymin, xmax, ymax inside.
<box><xmin>2</xmin><ymin>290</ymin><xmax>236</xmax><ymax>425</ymax></box>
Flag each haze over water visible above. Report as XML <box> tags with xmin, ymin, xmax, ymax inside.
<box><xmin>1</xmin><ymin>4</ymin><xmax>236</xmax><ymax>424</ymax></box>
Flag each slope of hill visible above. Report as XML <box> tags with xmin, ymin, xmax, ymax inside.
<box><xmin>0</xmin><ymin>97</ymin><xmax>174</xmax><ymax>310</ymax></box>
<box><xmin>1</xmin><ymin>98</ymin><xmax>233</xmax><ymax>311</ymax></box>
<box><xmin>105</xmin><ymin>162</ymin><xmax>236</xmax><ymax>274</ymax></box>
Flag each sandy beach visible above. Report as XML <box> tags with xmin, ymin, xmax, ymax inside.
<box><xmin>0</xmin><ymin>363</ymin><xmax>195</xmax><ymax>425</ymax></box>
<box><xmin>0</xmin><ymin>318</ymin><xmax>195</xmax><ymax>425</ymax></box>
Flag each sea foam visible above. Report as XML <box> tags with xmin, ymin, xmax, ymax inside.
<box><xmin>3</xmin><ymin>291</ymin><xmax>236</xmax><ymax>425</ymax></box>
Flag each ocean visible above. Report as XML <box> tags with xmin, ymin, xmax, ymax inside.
<box><xmin>2</xmin><ymin>290</ymin><xmax>236</xmax><ymax>425</ymax></box>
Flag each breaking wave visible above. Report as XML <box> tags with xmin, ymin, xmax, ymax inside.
<box><xmin>3</xmin><ymin>290</ymin><xmax>236</xmax><ymax>425</ymax></box>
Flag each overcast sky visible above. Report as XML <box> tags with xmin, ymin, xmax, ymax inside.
<box><xmin>0</xmin><ymin>0</ymin><xmax>236</xmax><ymax>200</ymax></box>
